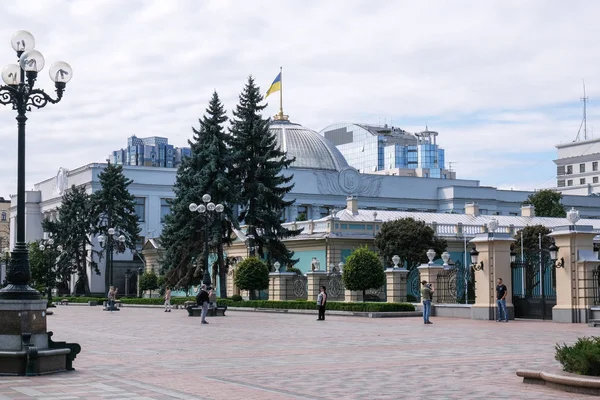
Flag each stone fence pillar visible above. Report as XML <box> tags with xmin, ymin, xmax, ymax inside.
<box><xmin>268</xmin><ymin>272</ymin><xmax>297</xmax><ymax>301</ymax></box>
<box><xmin>306</xmin><ymin>271</ymin><xmax>328</xmax><ymax>301</ymax></box>
<box><xmin>549</xmin><ymin>225</ymin><xmax>600</xmax><ymax>323</ymax></box>
<box><xmin>470</xmin><ymin>232</ymin><xmax>514</xmax><ymax>320</ymax></box>
<box><xmin>417</xmin><ymin>264</ymin><xmax>444</xmax><ymax>303</ymax></box>
<box><xmin>385</xmin><ymin>267</ymin><xmax>409</xmax><ymax>303</ymax></box>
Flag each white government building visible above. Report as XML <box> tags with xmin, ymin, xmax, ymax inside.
<box><xmin>7</xmin><ymin>117</ymin><xmax>600</xmax><ymax>294</ymax></box>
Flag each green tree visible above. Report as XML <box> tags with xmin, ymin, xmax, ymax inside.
<box><xmin>91</xmin><ymin>163</ymin><xmax>140</xmax><ymax>291</ymax></box>
<box><xmin>28</xmin><ymin>240</ymin><xmax>59</xmax><ymax>303</ymax></box>
<box><xmin>42</xmin><ymin>185</ymin><xmax>95</xmax><ymax>295</ymax></box>
<box><xmin>233</xmin><ymin>257</ymin><xmax>269</xmax><ymax>300</ymax></box>
<box><xmin>229</xmin><ymin>76</ymin><xmax>300</xmax><ymax>267</ymax></box>
<box><xmin>514</xmin><ymin>225</ymin><xmax>552</xmax><ymax>265</ymax></box>
<box><xmin>160</xmin><ymin>92</ymin><xmax>236</xmax><ymax>297</ymax></box>
<box><xmin>374</xmin><ymin>218</ymin><xmax>447</xmax><ymax>270</ymax></box>
<box><xmin>139</xmin><ymin>270</ymin><xmax>159</xmax><ymax>297</ymax></box>
<box><xmin>342</xmin><ymin>246</ymin><xmax>385</xmax><ymax>302</ymax></box>
<box><xmin>524</xmin><ymin>189</ymin><xmax>566</xmax><ymax>218</ymax></box>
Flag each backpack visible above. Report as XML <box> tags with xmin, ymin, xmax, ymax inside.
<box><xmin>209</xmin><ymin>290</ymin><xmax>217</xmax><ymax>303</ymax></box>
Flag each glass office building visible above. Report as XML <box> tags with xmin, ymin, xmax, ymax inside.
<box><xmin>110</xmin><ymin>136</ymin><xmax>191</xmax><ymax>169</ymax></box>
<box><xmin>319</xmin><ymin>123</ymin><xmax>452</xmax><ymax>179</ymax></box>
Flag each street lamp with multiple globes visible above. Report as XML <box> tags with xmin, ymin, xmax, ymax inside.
<box><xmin>38</xmin><ymin>238</ymin><xmax>63</xmax><ymax>305</ymax></box>
<box><xmin>98</xmin><ymin>228</ymin><xmax>126</xmax><ymax>288</ymax></box>
<box><xmin>0</xmin><ymin>30</ymin><xmax>72</xmax><ymax>300</ymax></box>
<box><xmin>189</xmin><ymin>195</ymin><xmax>224</xmax><ymax>286</ymax></box>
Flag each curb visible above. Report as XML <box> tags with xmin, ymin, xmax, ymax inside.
<box><xmin>55</xmin><ymin>303</ymin><xmax>420</xmax><ymax>318</ymax></box>
<box><xmin>517</xmin><ymin>368</ymin><xmax>600</xmax><ymax>396</ymax></box>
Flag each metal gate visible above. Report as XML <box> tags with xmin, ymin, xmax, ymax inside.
<box><xmin>511</xmin><ymin>260</ymin><xmax>556</xmax><ymax>320</ymax></box>
<box><xmin>436</xmin><ymin>261</ymin><xmax>475</xmax><ymax>304</ymax></box>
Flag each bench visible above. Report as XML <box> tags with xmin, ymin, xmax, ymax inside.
<box><xmin>58</xmin><ymin>299</ymin><xmax>69</xmax><ymax>305</ymax></box>
<box><xmin>186</xmin><ymin>303</ymin><xmax>227</xmax><ymax>317</ymax></box>
<box><xmin>103</xmin><ymin>300</ymin><xmax>122</xmax><ymax>311</ymax></box>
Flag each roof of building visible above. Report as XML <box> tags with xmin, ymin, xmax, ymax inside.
<box><xmin>333</xmin><ymin>208</ymin><xmax>600</xmax><ymax>229</ymax></box>
<box><xmin>269</xmin><ymin>120</ymin><xmax>349</xmax><ymax>171</ymax></box>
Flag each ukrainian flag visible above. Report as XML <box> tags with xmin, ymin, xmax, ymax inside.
<box><xmin>265</xmin><ymin>72</ymin><xmax>281</xmax><ymax>98</ymax></box>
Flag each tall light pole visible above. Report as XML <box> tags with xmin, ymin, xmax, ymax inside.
<box><xmin>0</xmin><ymin>30</ymin><xmax>72</xmax><ymax>300</ymax></box>
<box><xmin>189</xmin><ymin>194</ymin><xmax>224</xmax><ymax>287</ymax></box>
<box><xmin>98</xmin><ymin>228</ymin><xmax>126</xmax><ymax>289</ymax></box>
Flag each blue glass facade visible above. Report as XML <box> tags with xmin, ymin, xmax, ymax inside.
<box><xmin>110</xmin><ymin>136</ymin><xmax>190</xmax><ymax>169</ymax></box>
<box><xmin>319</xmin><ymin>123</ymin><xmax>448</xmax><ymax>177</ymax></box>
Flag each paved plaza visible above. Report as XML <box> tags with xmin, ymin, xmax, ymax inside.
<box><xmin>0</xmin><ymin>306</ymin><xmax>598</xmax><ymax>399</ymax></box>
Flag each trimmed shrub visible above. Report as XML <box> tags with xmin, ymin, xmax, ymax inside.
<box><xmin>234</xmin><ymin>257</ymin><xmax>269</xmax><ymax>299</ymax></box>
<box><xmin>217</xmin><ymin>299</ymin><xmax>415</xmax><ymax>312</ymax></box>
<box><xmin>556</xmin><ymin>336</ymin><xmax>600</xmax><ymax>376</ymax></box>
<box><xmin>230</xmin><ymin>294</ymin><xmax>243</xmax><ymax>302</ymax></box>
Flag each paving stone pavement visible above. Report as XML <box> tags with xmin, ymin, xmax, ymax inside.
<box><xmin>0</xmin><ymin>306</ymin><xmax>598</xmax><ymax>399</ymax></box>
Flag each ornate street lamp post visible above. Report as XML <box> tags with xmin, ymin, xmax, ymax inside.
<box><xmin>98</xmin><ymin>228</ymin><xmax>126</xmax><ymax>288</ymax></box>
<box><xmin>38</xmin><ymin>238</ymin><xmax>63</xmax><ymax>306</ymax></box>
<box><xmin>189</xmin><ymin>195</ymin><xmax>224</xmax><ymax>287</ymax></box>
<box><xmin>0</xmin><ymin>30</ymin><xmax>72</xmax><ymax>300</ymax></box>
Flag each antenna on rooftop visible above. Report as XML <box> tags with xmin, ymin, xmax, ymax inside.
<box><xmin>575</xmin><ymin>79</ymin><xmax>589</xmax><ymax>142</ymax></box>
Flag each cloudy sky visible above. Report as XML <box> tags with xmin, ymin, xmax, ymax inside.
<box><xmin>0</xmin><ymin>0</ymin><xmax>598</xmax><ymax>198</ymax></box>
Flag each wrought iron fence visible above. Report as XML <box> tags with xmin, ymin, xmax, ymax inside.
<box><xmin>292</xmin><ymin>275</ymin><xmax>308</xmax><ymax>300</ymax></box>
<box><xmin>407</xmin><ymin>267</ymin><xmax>421</xmax><ymax>302</ymax></box>
<box><xmin>365</xmin><ymin>280</ymin><xmax>387</xmax><ymax>302</ymax></box>
<box><xmin>435</xmin><ymin>261</ymin><xmax>475</xmax><ymax>304</ymax></box>
<box><xmin>591</xmin><ymin>266</ymin><xmax>600</xmax><ymax>306</ymax></box>
<box><xmin>326</xmin><ymin>272</ymin><xmax>345</xmax><ymax>301</ymax></box>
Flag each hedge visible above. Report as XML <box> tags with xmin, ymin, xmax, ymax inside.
<box><xmin>56</xmin><ymin>296</ymin><xmax>415</xmax><ymax>312</ymax></box>
<box><xmin>218</xmin><ymin>299</ymin><xmax>415</xmax><ymax>312</ymax></box>
<box><xmin>556</xmin><ymin>336</ymin><xmax>600</xmax><ymax>376</ymax></box>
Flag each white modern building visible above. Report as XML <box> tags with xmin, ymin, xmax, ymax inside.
<box><xmin>555</xmin><ymin>137</ymin><xmax>600</xmax><ymax>196</ymax></box>
<box><xmin>9</xmin><ymin>117</ymin><xmax>600</xmax><ymax>294</ymax></box>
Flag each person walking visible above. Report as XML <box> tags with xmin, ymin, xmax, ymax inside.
<box><xmin>107</xmin><ymin>286</ymin><xmax>116</xmax><ymax>312</ymax></box>
<box><xmin>196</xmin><ymin>284</ymin><xmax>210</xmax><ymax>324</ymax></box>
<box><xmin>317</xmin><ymin>286</ymin><xmax>327</xmax><ymax>321</ymax></box>
<box><xmin>420</xmin><ymin>280</ymin><xmax>434</xmax><ymax>324</ymax></box>
<box><xmin>496</xmin><ymin>278</ymin><xmax>509</xmax><ymax>322</ymax></box>
<box><xmin>164</xmin><ymin>287</ymin><xmax>172</xmax><ymax>312</ymax></box>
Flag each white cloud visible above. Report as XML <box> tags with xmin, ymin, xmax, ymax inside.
<box><xmin>0</xmin><ymin>0</ymin><xmax>598</xmax><ymax>197</ymax></box>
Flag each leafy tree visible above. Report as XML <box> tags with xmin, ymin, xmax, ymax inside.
<box><xmin>514</xmin><ymin>225</ymin><xmax>552</xmax><ymax>265</ymax></box>
<box><xmin>229</xmin><ymin>76</ymin><xmax>301</xmax><ymax>267</ymax></box>
<box><xmin>342</xmin><ymin>246</ymin><xmax>385</xmax><ymax>302</ymax></box>
<box><xmin>160</xmin><ymin>92</ymin><xmax>236</xmax><ymax>297</ymax></box>
<box><xmin>42</xmin><ymin>185</ymin><xmax>95</xmax><ymax>295</ymax></box>
<box><xmin>524</xmin><ymin>189</ymin><xmax>566</xmax><ymax>218</ymax></box>
<box><xmin>233</xmin><ymin>257</ymin><xmax>269</xmax><ymax>300</ymax></box>
<box><xmin>139</xmin><ymin>270</ymin><xmax>159</xmax><ymax>297</ymax></box>
<box><xmin>374</xmin><ymin>218</ymin><xmax>447</xmax><ymax>270</ymax></box>
<box><xmin>91</xmin><ymin>163</ymin><xmax>140</xmax><ymax>291</ymax></box>
<box><xmin>28</xmin><ymin>240</ymin><xmax>59</xmax><ymax>303</ymax></box>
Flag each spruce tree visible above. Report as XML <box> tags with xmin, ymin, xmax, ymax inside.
<box><xmin>91</xmin><ymin>163</ymin><xmax>140</xmax><ymax>291</ymax></box>
<box><xmin>229</xmin><ymin>76</ymin><xmax>300</xmax><ymax>267</ymax></box>
<box><xmin>161</xmin><ymin>91</ymin><xmax>236</xmax><ymax>296</ymax></box>
<box><xmin>43</xmin><ymin>185</ymin><xmax>95</xmax><ymax>295</ymax></box>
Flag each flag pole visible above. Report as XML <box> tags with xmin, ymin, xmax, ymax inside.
<box><xmin>279</xmin><ymin>66</ymin><xmax>283</xmax><ymax>118</ymax></box>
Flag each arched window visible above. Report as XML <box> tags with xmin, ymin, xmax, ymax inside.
<box><xmin>0</xmin><ymin>212</ymin><xmax>6</xmax><ymax>221</ymax></box>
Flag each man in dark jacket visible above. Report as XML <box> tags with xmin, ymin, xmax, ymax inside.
<box><xmin>196</xmin><ymin>284</ymin><xmax>210</xmax><ymax>324</ymax></box>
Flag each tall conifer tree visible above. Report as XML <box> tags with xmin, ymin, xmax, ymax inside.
<box><xmin>43</xmin><ymin>185</ymin><xmax>95</xmax><ymax>295</ymax></box>
<box><xmin>91</xmin><ymin>163</ymin><xmax>140</xmax><ymax>290</ymax></box>
<box><xmin>161</xmin><ymin>91</ymin><xmax>235</xmax><ymax>296</ymax></box>
<box><xmin>229</xmin><ymin>76</ymin><xmax>300</xmax><ymax>267</ymax></box>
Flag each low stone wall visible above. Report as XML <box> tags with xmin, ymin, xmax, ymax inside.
<box><xmin>517</xmin><ymin>368</ymin><xmax>600</xmax><ymax>396</ymax></box>
<box><xmin>433</xmin><ymin>304</ymin><xmax>473</xmax><ymax>319</ymax></box>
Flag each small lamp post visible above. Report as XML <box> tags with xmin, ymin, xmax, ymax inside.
<box><xmin>189</xmin><ymin>194</ymin><xmax>224</xmax><ymax>288</ymax></box>
<box><xmin>98</xmin><ymin>228</ymin><xmax>126</xmax><ymax>288</ymax></box>
<box><xmin>38</xmin><ymin>237</ymin><xmax>63</xmax><ymax>306</ymax></box>
<box><xmin>470</xmin><ymin>247</ymin><xmax>483</xmax><ymax>271</ymax></box>
<box><xmin>137</xmin><ymin>267</ymin><xmax>143</xmax><ymax>298</ymax></box>
<box><xmin>124</xmin><ymin>269</ymin><xmax>131</xmax><ymax>297</ymax></box>
<box><xmin>0</xmin><ymin>30</ymin><xmax>72</xmax><ymax>300</ymax></box>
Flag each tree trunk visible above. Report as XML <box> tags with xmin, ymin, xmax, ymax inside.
<box><xmin>81</xmin><ymin>243</ymin><xmax>91</xmax><ymax>296</ymax></box>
